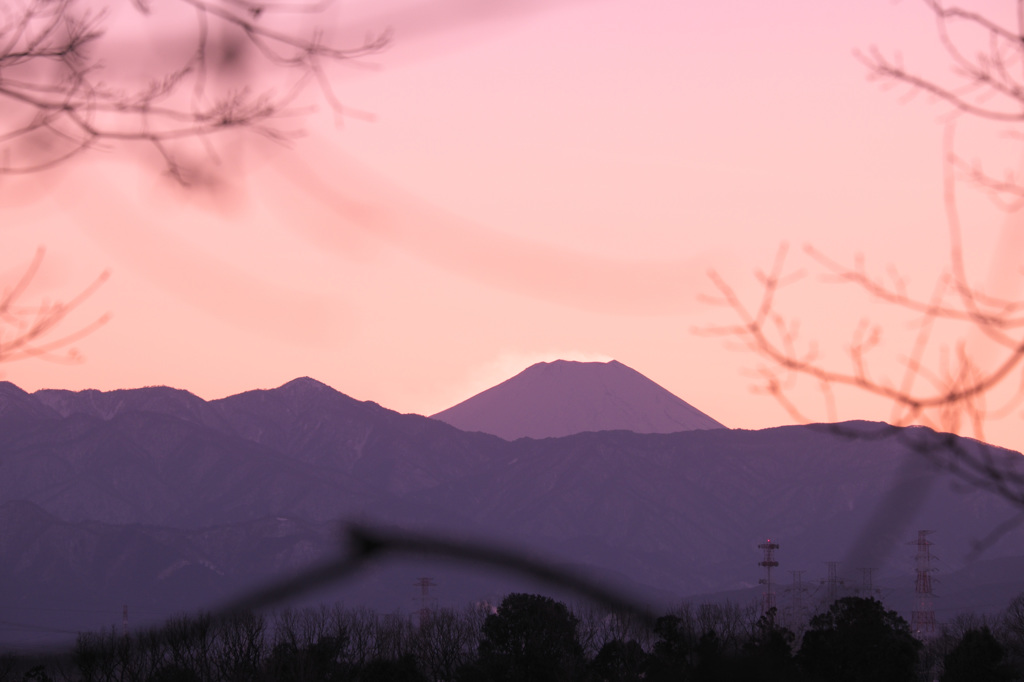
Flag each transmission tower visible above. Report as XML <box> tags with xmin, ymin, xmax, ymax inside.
<box><xmin>783</xmin><ymin>570</ymin><xmax>810</xmax><ymax>631</ymax></box>
<box><xmin>820</xmin><ymin>561</ymin><xmax>845</xmax><ymax>606</ymax></box>
<box><xmin>758</xmin><ymin>539</ymin><xmax>780</xmax><ymax>614</ymax></box>
<box><xmin>856</xmin><ymin>567</ymin><xmax>882</xmax><ymax>599</ymax></box>
<box><xmin>910</xmin><ymin>530</ymin><xmax>937</xmax><ymax>638</ymax></box>
<box><xmin>413</xmin><ymin>577</ymin><xmax>437</xmax><ymax>627</ymax></box>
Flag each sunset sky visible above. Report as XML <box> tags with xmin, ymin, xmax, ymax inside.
<box><xmin>2</xmin><ymin>0</ymin><xmax>1022</xmax><ymax>452</ymax></box>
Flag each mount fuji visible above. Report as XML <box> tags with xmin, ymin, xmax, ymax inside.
<box><xmin>430</xmin><ymin>359</ymin><xmax>725</xmax><ymax>440</ymax></box>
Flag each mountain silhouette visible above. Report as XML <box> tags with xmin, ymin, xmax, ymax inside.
<box><xmin>430</xmin><ymin>359</ymin><xmax>725</xmax><ymax>439</ymax></box>
<box><xmin>2</xmin><ymin>378</ymin><xmax>1024</xmax><ymax>646</ymax></box>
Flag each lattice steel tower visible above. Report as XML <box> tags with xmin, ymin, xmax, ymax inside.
<box><xmin>413</xmin><ymin>577</ymin><xmax>437</xmax><ymax>627</ymax></box>
<box><xmin>910</xmin><ymin>530</ymin><xmax>937</xmax><ymax>638</ymax></box>
<box><xmin>758</xmin><ymin>539</ymin><xmax>780</xmax><ymax>613</ymax></box>
<box><xmin>820</xmin><ymin>561</ymin><xmax>845</xmax><ymax>606</ymax></box>
<box><xmin>856</xmin><ymin>567</ymin><xmax>882</xmax><ymax>599</ymax></box>
<box><xmin>783</xmin><ymin>570</ymin><xmax>810</xmax><ymax>631</ymax></box>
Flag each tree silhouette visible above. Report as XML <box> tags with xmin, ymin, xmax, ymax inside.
<box><xmin>413</xmin><ymin>606</ymin><xmax>479</xmax><ymax>682</ymax></box>
<box><xmin>475</xmin><ymin>593</ymin><xmax>584</xmax><ymax>682</ymax></box>
<box><xmin>736</xmin><ymin>608</ymin><xmax>795</xmax><ymax>682</ymax></box>
<box><xmin>797</xmin><ymin>597</ymin><xmax>920</xmax><ymax>682</ymax></box>
<box><xmin>941</xmin><ymin>626</ymin><xmax>1013</xmax><ymax>682</ymax></box>
<box><xmin>359</xmin><ymin>654</ymin><xmax>428</xmax><ymax>682</ymax></box>
<box><xmin>644</xmin><ymin>615</ymin><xmax>692</xmax><ymax>682</ymax></box>
<box><xmin>589</xmin><ymin>638</ymin><xmax>646</xmax><ymax>682</ymax></box>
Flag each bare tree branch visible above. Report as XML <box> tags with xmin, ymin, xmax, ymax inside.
<box><xmin>701</xmin><ymin>0</ymin><xmax>1024</xmax><ymax>520</ymax></box>
<box><xmin>857</xmin><ymin>0</ymin><xmax>1024</xmax><ymax>122</ymax></box>
<box><xmin>0</xmin><ymin>0</ymin><xmax>390</xmax><ymax>182</ymax></box>
<box><xmin>0</xmin><ymin>247</ymin><xmax>109</xmax><ymax>364</ymax></box>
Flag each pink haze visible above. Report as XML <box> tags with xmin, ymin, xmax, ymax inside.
<box><xmin>1</xmin><ymin>0</ymin><xmax>1021</xmax><ymax>453</ymax></box>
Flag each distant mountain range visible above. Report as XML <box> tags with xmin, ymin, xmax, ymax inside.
<box><xmin>1</xmin><ymin>363</ymin><xmax>1024</xmax><ymax>646</ymax></box>
<box><xmin>431</xmin><ymin>360</ymin><xmax>724</xmax><ymax>439</ymax></box>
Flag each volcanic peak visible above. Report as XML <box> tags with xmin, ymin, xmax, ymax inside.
<box><xmin>431</xmin><ymin>358</ymin><xmax>725</xmax><ymax>440</ymax></box>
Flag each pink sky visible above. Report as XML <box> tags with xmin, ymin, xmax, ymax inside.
<box><xmin>2</xmin><ymin>0</ymin><xmax>1022</xmax><ymax>452</ymax></box>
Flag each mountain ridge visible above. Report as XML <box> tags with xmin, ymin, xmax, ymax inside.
<box><xmin>1</xmin><ymin>377</ymin><xmax>1023</xmax><ymax>645</ymax></box>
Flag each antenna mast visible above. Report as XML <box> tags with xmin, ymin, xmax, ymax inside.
<box><xmin>758</xmin><ymin>539</ymin><xmax>780</xmax><ymax>614</ymax></box>
<box><xmin>910</xmin><ymin>530</ymin><xmax>937</xmax><ymax>638</ymax></box>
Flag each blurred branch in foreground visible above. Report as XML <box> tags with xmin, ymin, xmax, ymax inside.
<box><xmin>211</xmin><ymin>523</ymin><xmax>658</xmax><ymax>631</ymax></box>
<box><xmin>0</xmin><ymin>0</ymin><xmax>389</xmax><ymax>183</ymax></box>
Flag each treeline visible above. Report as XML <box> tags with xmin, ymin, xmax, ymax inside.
<box><xmin>4</xmin><ymin>592</ymin><xmax>1024</xmax><ymax>681</ymax></box>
